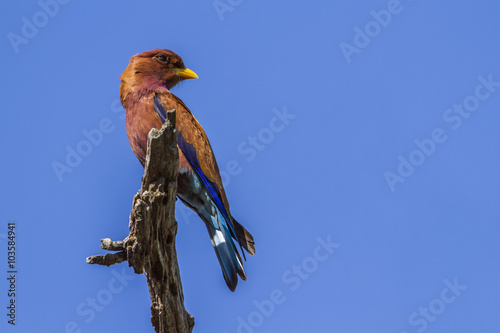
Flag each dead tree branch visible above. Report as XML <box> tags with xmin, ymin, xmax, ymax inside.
<box><xmin>87</xmin><ymin>109</ymin><xmax>194</xmax><ymax>333</ymax></box>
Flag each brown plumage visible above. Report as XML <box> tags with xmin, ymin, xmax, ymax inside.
<box><xmin>120</xmin><ymin>49</ymin><xmax>254</xmax><ymax>291</ymax></box>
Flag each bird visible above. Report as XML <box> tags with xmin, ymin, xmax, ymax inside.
<box><xmin>120</xmin><ymin>49</ymin><xmax>255</xmax><ymax>291</ymax></box>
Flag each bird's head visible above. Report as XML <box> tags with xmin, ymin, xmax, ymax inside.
<box><xmin>120</xmin><ymin>49</ymin><xmax>198</xmax><ymax>103</ymax></box>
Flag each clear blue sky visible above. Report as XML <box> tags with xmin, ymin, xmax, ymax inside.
<box><xmin>1</xmin><ymin>0</ymin><xmax>500</xmax><ymax>332</ymax></box>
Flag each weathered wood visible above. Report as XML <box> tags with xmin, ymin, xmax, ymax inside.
<box><xmin>87</xmin><ymin>109</ymin><xmax>194</xmax><ymax>333</ymax></box>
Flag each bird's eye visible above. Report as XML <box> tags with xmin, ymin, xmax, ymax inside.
<box><xmin>154</xmin><ymin>54</ymin><xmax>169</xmax><ymax>63</ymax></box>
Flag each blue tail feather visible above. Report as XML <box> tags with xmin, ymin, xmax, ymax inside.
<box><xmin>207</xmin><ymin>214</ymin><xmax>246</xmax><ymax>291</ymax></box>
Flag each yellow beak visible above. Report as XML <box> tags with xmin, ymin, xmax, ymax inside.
<box><xmin>173</xmin><ymin>67</ymin><xmax>199</xmax><ymax>80</ymax></box>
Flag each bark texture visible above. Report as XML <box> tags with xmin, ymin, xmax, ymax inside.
<box><xmin>87</xmin><ymin>109</ymin><xmax>194</xmax><ymax>333</ymax></box>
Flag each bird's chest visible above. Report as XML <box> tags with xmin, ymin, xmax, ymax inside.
<box><xmin>125</xmin><ymin>98</ymin><xmax>194</xmax><ymax>173</ymax></box>
<box><xmin>125</xmin><ymin>99</ymin><xmax>163</xmax><ymax>165</ymax></box>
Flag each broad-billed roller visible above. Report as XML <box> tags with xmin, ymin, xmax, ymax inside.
<box><xmin>120</xmin><ymin>49</ymin><xmax>255</xmax><ymax>291</ymax></box>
